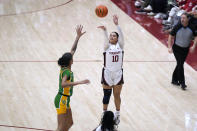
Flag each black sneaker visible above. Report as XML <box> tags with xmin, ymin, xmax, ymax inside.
<box><xmin>162</xmin><ymin>25</ymin><xmax>171</xmax><ymax>31</ymax></box>
<box><xmin>181</xmin><ymin>84</ymin><xmax>187</xmax><ymax>90</ymax></box>
<box><xmin>135</xmin><ymin>9</ymin><xmax>147</xmax><ymax>15</ymax></box>
<box><xmin>171</xmin><ymin>81</ymin><xmax>180</xmax><ymax>86</ymax></box>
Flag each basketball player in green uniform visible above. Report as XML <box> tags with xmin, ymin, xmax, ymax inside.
<box><xmin>54</xmin><ymin>25</ymin><xmax>90</xmax><ymax>131</ymax></box>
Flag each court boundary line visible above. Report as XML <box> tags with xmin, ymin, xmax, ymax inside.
<box><xmin>0</xmin><ymin>124</ymin><xmax>53</xmax><ymax>131</ymax></box>
<box><xmin>0</xmin><ymin>0</ymin><xmax>73</xmax><ymax>17</ymax></box>
<box><xmin>0</xmin><ymin>60</ymin><xmax>176</xmax><ymax>63</ymax></box>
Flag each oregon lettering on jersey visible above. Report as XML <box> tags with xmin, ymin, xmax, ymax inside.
<box><xmin>58</xmin><ymin>67</ymin><xmax>74</xmax><ymax>96</ymax></box>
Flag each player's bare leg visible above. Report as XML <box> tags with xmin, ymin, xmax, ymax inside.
<box><xmin>56</xmin><ymin>113</ymin><xmax>67</xmax><ymax>131</ymax></box>
<box><xmin>56</xmin><ymin>109</ymin><xmax>73</xmax><ymax>131</ymax></box>
<box><xmin>113</xmin><ymin>85</ymin><xmax>122</xmax><ymax>110</ymax></box>
<box><xmin>66</xmin><ymin>109</ymin><xmax>73</xmax><ymax>130</ymax></box>
<box><xmin>113</xmin><ymin>85</ymin><xmax>122</xmax><ymax>125</ymax></box>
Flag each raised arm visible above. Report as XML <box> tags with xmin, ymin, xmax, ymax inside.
<box><xmin>98</xmin><ymin>26</ymin><xmax>109</xmax><ymax>51</ymax></box>
<box><xmin>113</xmin><ymin>15</ymin><xmax>124</xmax><ymax>49</ymax></box>
<box><xmin>70</xmin><ymin>25</ymin><xmax>86</xmax><ymax>56</ymax></box>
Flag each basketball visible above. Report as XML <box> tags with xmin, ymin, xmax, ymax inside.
<box><xmin>95</xmin><ymin>5</ymin><xmax>108</xmax><ymax>18</ymax></box>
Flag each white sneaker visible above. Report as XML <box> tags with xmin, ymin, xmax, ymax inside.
<box><xmin>114</xmin><ymin>115</ymin><xmax>120</xmax><ymax>125</ymax></box>
<box><xmin>147</xmin><ymin>12</ymin><xmax>155</xmax><ymax>16</ymax></box>
<box><xmin>114</xmin><ymin>111</ymin><xmax>120</xmax><ymax>125</ymax></box>
<box><xmin>162</xmin><ymin>20</ymin><xmax>171</xmax><ymax>25</ymax></box>
<box><xmin>144</xmin><ymin>5</ymin><xmax>152</xmax><ymax>11</ymax></box>
<box><xmin>135</xmin><ymin>1</ymin><xmax>141</xmax><ymax>7</ymax></box>
<box><xmin>154</xmin><ymin>13</ymin><xmax>161</xmax><ymax>19</ymax></box>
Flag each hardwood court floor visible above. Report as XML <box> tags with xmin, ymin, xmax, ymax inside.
<box><xmin>0</xmin><ymin>0</ymin><xmax>197</xmax><ymax>130</ymax></box>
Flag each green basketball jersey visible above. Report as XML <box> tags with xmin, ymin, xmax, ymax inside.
<box><xmin>58</xmin><ymin>67</ymin><xmax>74</xmax><ymax>96</ymax></box>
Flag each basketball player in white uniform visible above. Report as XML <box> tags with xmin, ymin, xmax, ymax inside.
<box><xmin>98</xmin><ymin>15</ymin><xmax>124</xmax><ymax>125</ymax></box>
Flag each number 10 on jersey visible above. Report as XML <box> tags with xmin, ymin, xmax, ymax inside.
<box><xmin>112</xmin><ymin>55</ymin><xmax>119</xmax><ymax>62</ymax></box>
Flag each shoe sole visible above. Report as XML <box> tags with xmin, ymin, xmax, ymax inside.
<box><xmin>181</xmin><ymin>85</ymin><xmax>187</xmax><ymax>90</ymax></box>
<box><xmin>171</xmin><ymin>82</ymin><xmax>180</xmax><ymax>86</ymax></box>
<box><xmin>135</xmin><ymin>11</ymin><xmax>147</xmax><ymax>15</ymax></box>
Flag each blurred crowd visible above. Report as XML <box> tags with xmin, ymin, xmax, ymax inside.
<box><xmin>134</xmin><ymin>0</ymin><xmax>197</xmax><ymax>33</ymax></box>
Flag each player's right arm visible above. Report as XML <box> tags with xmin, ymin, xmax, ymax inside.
<box><xmin>168</xmin><ymin>23</ymin><xmax>181</xmax><ymax>53</ymax></box>
<box><xmin>70</xmin><ymin>25</ymin><xmax>86</xmax><ymax>56</ymax></box>
<box><xmin>168</xmin><ymin>35</ymin><xmax>174</xmax><ymax>53</ymax></box>
<box><xmin>98</xmin><ymin>26</ymin><xmax>109</xmax><ymax>51</ymax></box>
<box><xmin>61</xmin><ymin>75</ymin><xmax>90</xmax><ymax>88</ymax></box>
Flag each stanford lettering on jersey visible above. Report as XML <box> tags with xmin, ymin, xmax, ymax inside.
<box><xmin>109</xmin><ymin>51</ymin><xmax>121</xmax><ymax>55</ymax></box>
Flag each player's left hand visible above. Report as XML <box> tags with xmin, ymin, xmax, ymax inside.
<box><xmin>168</xmin><ymin>47</ymin><xmax>173</xmax><ymax>54</ymax></box>
<box><xmin>113</xmin><ymin>15</ymin><xmax>119</xmax><ymax>25</ymax></box>
<box><xmin>76</xmin><ymin>25</ymin><xmax>86</xmax><ymax>38</ymax></box>
<box><xmin>190</xmin><ymin>46</ymin><xmax>195</xmax><ymax>53</ymax></box>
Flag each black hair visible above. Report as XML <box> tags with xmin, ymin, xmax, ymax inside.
<box><xmin>112</xmin><ymin>32</ymin><xmax>119</xmax><ymax>39</ymax></box>
<box><xmin>101</xmin><ymin>111</ymin><xmax>116</xmax><ymax>131</ymax></box>
<box><xmin>58</xmin><ymin>53</ymin><xmax>73</xmax><ymax>67</ymax></box>
<box><xmin>181</xmin><ymin>12</ymin><xmax>190</xmax><ymax>18</ymax></box>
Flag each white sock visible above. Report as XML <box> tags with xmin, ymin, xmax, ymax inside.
<box><xmin>115</xmin><ymin>110</ymin><xmax>120</xmax><ymax>117</ymax></box>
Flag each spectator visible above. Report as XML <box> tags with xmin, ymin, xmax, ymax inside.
<box><xmin>135</xmin><ymin>0</ymin><xmax>168</xmax><ymax>19</ymax></box>
<box><xmin>189</xmin><ymin>8</ymin><xmax>197</xmax><ymax>32</ymax></box>
<box><xmin>181</xmin><ymin>0</ymin><xmax>197</xmax><ymax>12</ymax></box>
<box><xmin>163</xmin><ymin>0</ymin><xmax>197</xmax><ymax>25</ymax></box>
<box><xmin>163</xmin><ymin>1</ymin><xmax>197</xmax><ymax>33</ymax></box>
<box><xmin>135</xmin><ymin>0</ymin><xmax>155</xmax><ymax>15</ymax></box>
<box><xmin>148</xmin><ymin>0</ymin><xmax>168</xmax><ymax>15</ymax></box>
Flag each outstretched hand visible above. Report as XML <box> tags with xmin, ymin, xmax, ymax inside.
<box><xmin>76</xmin><ymin>25</ymin><xmax>86</xmax><ymax>38</ymax></box>
<box><xmin>70</xmin><ymin>25</ymin><xmax>85</xmax><ymax>56</ymax></box>
<box><xmin>97</xmin><ymin>26</ymin><xmax>106</xmax><ymax>31</ymax></box>
<box><xmin>113</xmin><ymin>15</ymin><xmax>119</xmax><ymax>25</ymax></box>
<box><xmin>80</xmin><ymin>79</ymin><xmax>90</xmax><ymax>84</ymax></box>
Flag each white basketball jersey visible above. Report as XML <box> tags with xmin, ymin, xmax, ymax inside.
<box><xmin>103</xmin><ymin>43</ymin><xmax>124</xmax><ymax>71</ymax></box>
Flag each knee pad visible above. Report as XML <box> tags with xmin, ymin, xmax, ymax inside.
<box><xmin>103</xmin><ymin>89</ymin><xmax>112</xmax><ymax>104</ymax></box>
